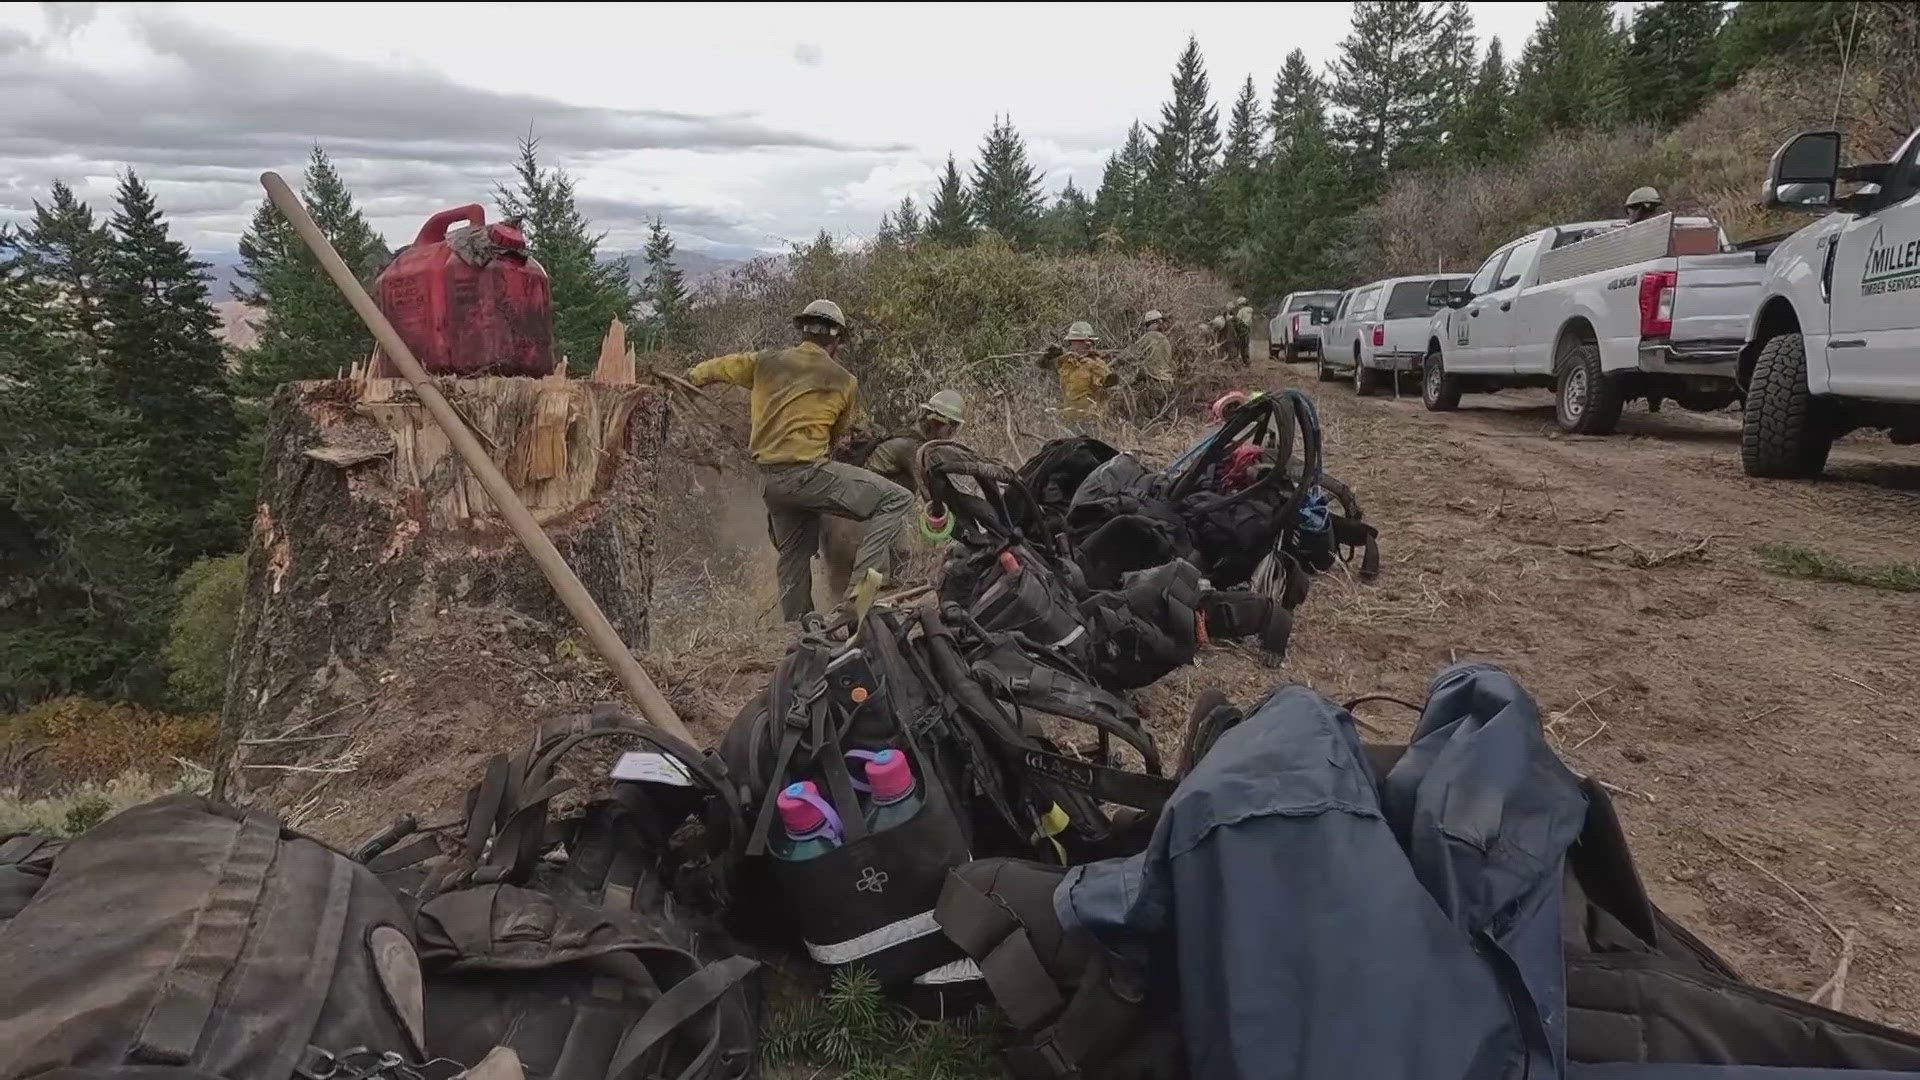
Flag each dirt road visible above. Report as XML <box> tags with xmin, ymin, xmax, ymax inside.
<box><xmin>1148</xmin><ymin>364</ymin><xmax>1920</xmax><ymax>1025</ymax></box>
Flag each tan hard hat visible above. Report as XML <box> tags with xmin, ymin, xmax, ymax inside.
<box><xmin>793</xmin><ymin>298</ymin><xmax>848</xmax><ymax>329</ymax></box>
<box><xmin>1141</xmin><ymin>309</ymin><xmax>1165</xmax><ymax>325</ymax></box>
<box><xmin>1064</xmin><ymin>320</ymin><xmax>1096</xmax><ymax>341</ymax></box>
<box><xmin>922</xmin><ymin>390</ymin><xmax>965</xmax><ymax>424</ymax></box>
<box><xmin>1626</xmin><ymin>186</ymin><xmax>1663</xmax><ymax>208</ymax></box>
<box><xmin>1235</xmin><ymin>296</ymin><xmax>1248</xmax><ymax>306</ymax></box>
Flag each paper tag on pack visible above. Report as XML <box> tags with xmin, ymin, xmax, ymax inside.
<box><xmin>610</xmin><ymin>751</ymin><xmax>694</xmax><ymax>787</ymax></box>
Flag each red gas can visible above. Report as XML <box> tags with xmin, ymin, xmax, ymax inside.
<box><xmin>373</xmin><ymin>205</ymin><xmax>555</xmax><ymax>378</ymax></box>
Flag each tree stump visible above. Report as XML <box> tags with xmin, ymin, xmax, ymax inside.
<box><xmin>215</xmin><ymin>368</ymin><xmax>666</xmax><ymax>809</ymax></box>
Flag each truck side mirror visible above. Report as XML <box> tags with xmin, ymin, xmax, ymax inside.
<box><xmin>1444</xmin><ymin>289</ymin><xmax>1473</xmax><ymax>309</ymax></box>
<box><xmin>1764</xmin><ymin>130</ymin><xmax>1841</xmax><ymax>210</ymax></box>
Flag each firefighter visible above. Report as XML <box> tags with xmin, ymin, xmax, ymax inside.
<box><xmin>1039</xmin><ymin>321</ymin><xmax>1116</xmax><ymax>427</ymax></box>
<box><xmin>1118</xmin><ymin>310</ymin><xmax>1176</xmax><ymax>416</ymax></box>
<box><xmin>822</xmin><ymin>391</ymin><xmax>966</xmax><ymax>597</ymax></box>
<box><xmin>1210</xmin><ymin>313</ymin><xmax>1232</xmax><ymax>364</ymax></box>
<box><xmin>863</xmin><ymin>390</ymin><xmax>966</xmax><ymax>495</ymax></box>
<box><xmin>1232</xmin><ymin>296</ymin><xmax>1253</xmax><ymax>364</ymax></box>
<box><xmin>687</xmin><ymin>299</ymin><xmax>911</xmax><ymax>621</ymax></box>
<box><xmin>1625</xmin><ymin>186</ymin><xmax>1665</xmax><ymax>224</ymax></box>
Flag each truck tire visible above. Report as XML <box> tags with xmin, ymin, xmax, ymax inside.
<box><xmin>1422</xmin><ymin>347</ymin><xmax>1461</xmax><ymax>411</ymax></box>
<box><xmin>1316</xmin><ymin>353</ymin><xmax>1339</xmax><ymax>382</ymax></box>
<box><xmin>1353</xmin><ymin>354</ymin><xmax>1385</xmax><ymax>396</ymax></box>
<box><xmin>1555</xmin><ymin>339</ymin><xmax>1623</xmax><ymax>435</ymax></box>
<box><xmin>1283</xmin><ymin>342</ymin><xmax>1298</xmax><ymax>363</ymax></box>
<box><xmin>1741</xmin><ymin>332</ymin><xmax>1832</xmax><ymax>478</ymax></box>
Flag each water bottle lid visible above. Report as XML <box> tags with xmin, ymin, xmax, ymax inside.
<box><xmin>777</xmin><ymin>782</ymin><xmax>828</xmax><ymax>835</ymax></box>
<box><xmin>866</xmin><ymin>749</ymin><xmax>916</xmax><ymax>803</ymax></box>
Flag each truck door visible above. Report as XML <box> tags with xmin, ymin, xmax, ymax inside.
<box><xmin>1480</xmin><ymin>236</ymin><xmax>1543</xmax><ymax>374</ymax></box>
<box><xmin>1448</xmin><ymin>247</ymin><xmax>1510</xmax><ymax>372</ymax></box>
<box><xmin>1826</xmin><ymin>128</ymin><xmax>1920</xmax><ymax>400</ymax></box>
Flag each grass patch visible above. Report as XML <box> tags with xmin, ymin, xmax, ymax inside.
<box><xmin>0</xmin><ymin>769</ymin><xmax>210</xmax><ymax>838</ymax></box>
<box><xmin>762</xmin><ymin>968</ymin><xmax>1002</xmax><ymax>1080</ymax></box>
<box><xmin>1</xmin><ymin>697</ymin><xmax>216</xmax><ymax>784</ymax></box>
<box><xmin>1757</xmin><ymin>543</ymin><xmax>1920</xmax><ymax>593</ymax></box>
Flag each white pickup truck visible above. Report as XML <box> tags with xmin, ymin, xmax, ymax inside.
<box><xmin>1422</xmin><ymin>215</ymin><xmax>1772</xmax><ymax>434</ymax></box>
<box><xmin>1740</xmin><ymin>122</ymin><xmax>1920</xmax><ymax>477</ymax></box>
<box><xmin>1318</xmin><ymin>274</ymin><xmax>1467</xmax><ymax>395</ymax></box>
<box><xmin>1269</xmin><ymin>290</ymin><xmax>1343</xmax><ymax>361</ymax></box>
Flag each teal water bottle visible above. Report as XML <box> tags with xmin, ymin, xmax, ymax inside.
<box><xmin>775</xmin><ymin>781</ymin><xmax>843</xmax><ymax>861</ymax></box>
<box><xmin>863</xmin><ymin>749</ymin><xmax>923</xmax><ymax>832</ymax></box>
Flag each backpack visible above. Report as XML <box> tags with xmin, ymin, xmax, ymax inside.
<box><xmin>719</xmin><ymin>601</ymin><xmax>1181</xmax><ymax>996</ymax></box>
<box><xmin>0</xmin><ymin>832</ymin><xmax>61</xmax><ymax>933</ymax></box>
<box><xmin>0</xmin><ymin>796</ymin><xmax>428</xmax><ymax>1080</ymax></box>
<box><xmin>1018</xmin><ymin>437</ymin><xmax>1118</xmax><ymax>530</ymax></box>
<box><xmin>359</xmin><ymin>708</ymin><xmax>762</xmax><ymax>1080</ymax></box>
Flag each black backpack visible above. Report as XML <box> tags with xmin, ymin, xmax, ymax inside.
<box><xmin>0</xmin><ymin>796</ymin><xmax>428</xmax><ymax>1080</ymax></box>
<box><xmin>717</xmin><ymin>612</ymin><xmax>977</xmax><ymax>992</ymax></box>
<box><xmin>719</xmin><ymin>602</ymin><xmax>1182</xmax><ymax>995</ymax></box>
<box><xmin>358</xmin><ymin>708</ymin><xmax>762</xmax><ymax>1080</ymax></box>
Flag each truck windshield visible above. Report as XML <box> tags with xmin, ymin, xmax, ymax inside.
<box><xmin>1287</xmin><ymin>292</ymin><xmax>1342</xmax><ymax>312</ymax></box>
<box><xmin>1383</xmin><ymin>279</ymin><xmax>1465</xmax><ymax>320</ymax></box>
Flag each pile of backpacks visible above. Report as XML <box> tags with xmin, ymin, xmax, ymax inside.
<box><xmin>8</xmin><ymin>386</ymin><xmax>1920</xmax><ymax>1079</ymax></box>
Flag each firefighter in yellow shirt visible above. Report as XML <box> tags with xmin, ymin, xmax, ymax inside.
<box><xmin>687</xmin><ymin>299</ymin><xmax>911</xmax><ymax>621</ymax></box>
<box><xmin>1038</xmin><ymin>321</ymin><xmax>1116</xmax><ymax>427</ymax></box>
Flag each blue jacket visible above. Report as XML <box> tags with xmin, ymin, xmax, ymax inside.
<box><xmin>1055</xmin><ymin>664</ymin><xmax>1917</xmax><ymax>1080</ymax></box>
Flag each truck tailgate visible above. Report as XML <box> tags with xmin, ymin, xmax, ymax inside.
<box><xmin>1671</xmin><ymin>251</ymin><xmax>1766</xmax><ymax>346</ymax></box>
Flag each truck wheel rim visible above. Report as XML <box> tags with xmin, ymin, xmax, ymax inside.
<box><xmin>1425</xmin><ymin>362</ymin><xmax>1441</xmax><ymax>400</ymax></box>
<box><xmin>1564</xmin><ymin>367</ymin><xmax>1588</xmax><ymax>418</ymax></box>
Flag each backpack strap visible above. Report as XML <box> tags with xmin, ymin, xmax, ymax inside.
<box><xmin>935</xmin><ymin>868</ymin><xmax>1145</xmax><ymax>1080</ymax></box>
<box><xmin>605</xmin><ymin>954</ymin><xmax>759</xmax><ymax>1080</ymax></box>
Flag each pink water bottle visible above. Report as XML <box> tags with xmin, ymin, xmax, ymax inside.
<box><xmin>863</xmin><ymin>750</ymin><xmax>923</xmax><ymax>832</ymax></box>
<box><xmin>775</xmin><ymin>781</ymin><xmax>842</xmax><ymax>861</ymax></box>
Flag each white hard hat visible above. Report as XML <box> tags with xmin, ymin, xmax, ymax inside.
<box><xmin>1141</xmin><ymin>309</ymin><xmax>1165</xmax><ymax>325</ymax></box>
<box><xmin>793</xmin><ymin>298</ymin><xmax>847</xmax><ymax>329</ymax></box>
<box><xmin>1626</xmin><ymin>186</ymin><xmax>1663</xmax><ymax>208</ymax></box>
<box><xmin>922</xmin><ymin>390</ymin><xmax>965</xmax><ymax>424</ymax></box>
<box><xmin>1064</xmin><ymin>321</ymin><xmax>1096</xmax><ymax>342</ymax></box>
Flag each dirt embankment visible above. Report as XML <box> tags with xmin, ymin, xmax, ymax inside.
<box><xmin>1154</xmin><ymin>367</ymin><xmax>1920</xmax><ymax>1027</ymax></box>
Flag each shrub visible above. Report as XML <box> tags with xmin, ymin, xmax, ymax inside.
<box><xmin>0</xmin><ymin>769</ymin><xmax>208</xmax><ymax>837</ymax></box>
<box><xmin>2</xmin><ymin>696</ymin><xmax>216</xmax><ymax>785</ymax></box>
<box><xmin>165</xmin><ymin>553</ymin><xmax>246</xmax><ymax>713</ymax></box>
<box><xmin>682</xmin><ymin>233</ymin><xmax>1232</xmax><ymax>427</ymax></box>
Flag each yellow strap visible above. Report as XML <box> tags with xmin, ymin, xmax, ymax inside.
<box><xmin>1035</xmin><ymin>803</ymin><xmax>1071</xmax><ymax>864</ymax></box>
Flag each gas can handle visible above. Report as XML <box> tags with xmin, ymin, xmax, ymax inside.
<box><xmin>414</xmin><ymin>204</ymin><xmax>486</xmax><ymax>246</ymax></box>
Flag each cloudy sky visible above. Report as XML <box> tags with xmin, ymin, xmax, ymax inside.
<box><xmin>1</xmin><ymin>1</ymin><xmax>1558</xmax><ymax>261</ymax></box>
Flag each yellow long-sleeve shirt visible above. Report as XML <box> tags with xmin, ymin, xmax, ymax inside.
<box><xmin>687</xmin><ymin>342</ymin><xmax>857</xmax><ymax>465</ymax></box>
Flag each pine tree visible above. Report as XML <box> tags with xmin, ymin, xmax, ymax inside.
<box><xmin>1039</xmin><ymin>181</ymin><xmax>1097</xmax><ymax>254</ymax></box>
<box><xmin>1090</xmin><ymin>150</ymin><xmax>1133</xmax><ymax>246</ymax></box>
<box><xmin>100</xmin><ymin>171</ymin><xmax>243</xmax><ymax>568</ymax></box>
<box><xmin>891</xmin><ymin>196</ymin><xmax>922</xmax><ymax>241</ymax></box>
<box><xmin>1436</xmin><ymin>1</ymin><xmax>1483</xmax><ymax>155</ymax></box>
<box><xmin>0</xmin><ymin>230</ymin><xmax>171</xmax><ymax>708</ymax></box>
<box><xmin>1145</xmin><ymin>37</ymin><xmax>1224</xmax><ymax>263</ymax></box>
<box><xmin>638</xmin><ymin>218</ymin><xmax>687</xmax><ymax>349</ymax></box>
<box><xmin>1328</xmin><ymin>1</ymin><xmax>1454</xmax><ymax>181</ymax></box>
<box><xmin>924</xmin><ymin>155</ymin><xmax>977</xmax><ymax>245</ymax></box>
<box><xmin>1245</xmin><ymin>48</ymin><xmax>1351</xmax><ymax>300</ymax></box>
<box><xmin>1713</xmin><ymin>1</ymin><xmax>1848</xmax><ymax>87</ymax></box>
<box><xmin>1623</xmin><ymin>1</ymin><xmax>1727</xmax><ymax>126</ymax></box>
<box><xmin>1268</xmin><ymin>49</ymin><xmax>1327</xmax><ymax>159</ymax></box>
<box><xmin>1511</xmin><ymin>1</ymin><xmax>1627</xmax><ymax>141</ymax></box>
<box><xmin>234</xmin><ymin>146</ymin><xmax>389</xmax><ymax>390</ymax></box>
<box><xmin>1453</xmin><ymin>37</ymin><xmax>1512</xmax><ymax>162</ymax></box>
<box><xmin>495</xmin><ymin>137</ymin><xmax>633</xmax><ymax>369</ymax></box>
<box><xmin>969</xmin><ymin>117</ymin><xmax>1046</xmax><ymax>247</ymax></box>
<box><xmin>18</xmin><ymin>181</ymin><xmax>113</xmax><ymax>360</ymax></box>
<box><xmin>1216</xmin><ymin>76</ymin><xmax>1264</xmax><ymax>241</ymax></box>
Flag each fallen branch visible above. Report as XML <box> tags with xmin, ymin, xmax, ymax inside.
<box><xmin>239</xmin><ymin>732</ymin><xmax>354</xmax><ymax>746</ymax></box>
<box><xmin>241</xmin><ymin>762</ymin><xmax>360</xmax><ymax>776</ymax></box>
<box><xmin>1809</xmin><ymin>929</ymin><xmax>1858</xmax><ymax>1011</ymax></box>
<box><xmin>1834</xmin><ymin>672</ymin><xmax>1885</xmax><ymax>698</ymax></box>
<box><xmin>1703</xmin><ymin>829</ymin><xmax>1845</xmax><ymax>943</ymax></box>
<box><xmin>1571</xmin><ymin>720</ymin><xmax>1610</xmax><ymax>751</ymax></box>
<box><xmin>1558</xmin><ymin>535</ymin><xmax>1722</xmax><ymax>569</ymax></box>
<box><xmin>1598</xmin><ymin>778</ymin><xmax>1654</xmax><ymax>802</ymax></box>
